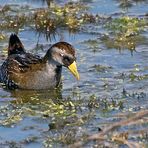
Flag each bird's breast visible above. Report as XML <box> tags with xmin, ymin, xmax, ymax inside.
<box><xmin>17</xmin><ymin>63</ymin><xmax>61</xmax><ymax>90</ymax></box>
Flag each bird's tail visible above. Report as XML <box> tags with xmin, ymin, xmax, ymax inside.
<box><xmin>8</xmin><ymin>34</ymin><xmax>25</xmax><ymax>55</ymax></box>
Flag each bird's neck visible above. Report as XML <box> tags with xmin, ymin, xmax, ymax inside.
<box><xmin>43</xmin><ymin>49</ymin><xmax>62</xmax><ymax>87</ymax></box>
<box><xmin>43</xmin><ymin>49</ymin><xmax>62</xmax><ymax>73</ymax></box>
<box><xmin>46</xmin><ymin>59</ymin><xmax>62</xmax><ymax>87</ymax></box>
<box><xmin>43</xmin><ymin>48</ymin><xmax>51</xmax><ymax>62</ymax></box>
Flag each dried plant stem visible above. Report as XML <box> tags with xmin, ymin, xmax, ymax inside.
<box><xmin>70</xmin><ymin>110</ymin><xmax>148</xmax><ymax>148</ymax></box>
<box><xmin>112</xmin><ymin>137</ymin><xmax>142</xmax><ymax>148</ymax></box>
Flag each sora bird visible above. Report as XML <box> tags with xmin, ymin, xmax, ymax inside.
<box><xmin>0</xmin><ymin>34</ymin><xmax>79</xmax><ymax>90</ymax></box>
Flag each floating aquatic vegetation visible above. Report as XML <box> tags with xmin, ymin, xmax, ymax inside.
<box><xmin>0</xmin><ymin>14</ymin><xmax>28</xmax><ymax>33</ymax></box>
<box><xmin>79</xmin><ymin>16</ymin><xmax>148</xmax><ymax>52</ymax></box>
<box><xmin>0</xmin><ymin>5</ymin><xmax>11</xmax><ymax>14</ymax></box>
<box><xmin>30</xmin><ymin>2</ymin><xmax>88</xmax><ymax>39</ymax></box>
<box><xmin>81</xmin><ymin>39</ymin><xmax>102</xmax><ymax>52</ymax></box>
<box><xmin>87</xmin><ymin>94</ymin><xmax>125</xmax><ymax>112</ymax></box>
<box><xmin>100</xmin><ymin>97</ymin><xmax>124</xmax><ymax>112</ymax></box>
<box><xmin>0</xmin><ymin>106</ymin><xmax>23</xmax><ymax>126</ymax></box>
<box><xmin>34</xmin><ymin>9</ymin><xmax>57</xmax><ymax>40</ymax></box>
<box><xmin>116</xmin><ymin>0</ymin><xmax>133</xmax><ymax>10</ymax></box>
<box><xmin>0</xmin><ymin>2</ymin><xmax>104</xmax><ymax>40</ymax></box>
<box><xmin>0</xmin><ymin>33</ymin><xmax>6</xmax><ymax>40</ymax></box>
<box><xmin>100</xmin><ymin>17</ymin><xmax>148</xmax><ymax>54</ymax></box>
<box><xmin>129</xmin><ymin>73</ymin><xmax>148</xmax><ymax>81</ymax></box>
<box><xmin>0</xmin><ymin>2</ymin><xmax>87</xmax><ymax>39</ymax></box>
<box><xmin>88</xmin><ymin>94</ymin><xmax>99</xmax><ymax>109</ymax></box>
<box><xmin>44</xmin><ymin>126</ymin><xmax>88</xmax><ymax>147</ymax></box>
<box><xmin>105</xmin><ymin>17</ymin><xmax>147</xmax><ymax>36</ymax></box>
<box><xmin>0</xmin><ymin>140</ymin><xmax>21</xmax><ymax>148</ymax></box>
<box><xmin>114</xmin><ymin>0</ymin><xmax>148</xmax><ymax>11</ymax></box>
<box><xmin>0</xmin><ymin>95</ymin><xmax>78</xmax><ymax>126</ymax></box>
<box><xmin>89</xmin><ymin>64</ymin><xmax>112</xmax><ymax>72</ymax></box>
<box><xmin>100</xmin><ymin>32</ymin><xmax>147</xmax><ymax>53</ymax></box>
<box><xmin>80</xmin><ymin>13</ymin><xmax>101</xmax><ymax>24</ymax></box>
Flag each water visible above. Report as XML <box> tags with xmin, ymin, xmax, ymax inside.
<box><xmin>0</xmin><ymin>0</ymin><xmax>148</xmax><ymax>147</ymax></box>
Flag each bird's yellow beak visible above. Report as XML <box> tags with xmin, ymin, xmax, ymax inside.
<box><xmin>68</xmin><ymin>61</ymin><xmax>80</xmax><ymax>80</ymax></box>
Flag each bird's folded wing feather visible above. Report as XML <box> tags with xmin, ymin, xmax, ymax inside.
<box><xmin>0</xmin><ymin>53</ymin><xmax>44</xmax><ymax>89</ymax></box>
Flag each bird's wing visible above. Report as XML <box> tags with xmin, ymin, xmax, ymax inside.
<box><xmin>0</xmin><ymin>53</ymin><xmax>44</xmax><ymax>89</ymax></box>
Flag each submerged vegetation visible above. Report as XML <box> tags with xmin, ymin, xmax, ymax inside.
<box><xmin>0</xmin><ymin>0</ymin><xmax>148</xmax><ymax>147</ymax></box>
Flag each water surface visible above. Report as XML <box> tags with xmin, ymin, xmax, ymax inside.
<box><xmin>0</xmin><ymin>0</ymin><xmax>148</xmax><ymax>147</ymax></box>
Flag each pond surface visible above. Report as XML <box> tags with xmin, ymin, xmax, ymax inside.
<box><xmin>0</xmin><ymin>0</ymin><xmax>148</xmax><ymax>147</ymax></box>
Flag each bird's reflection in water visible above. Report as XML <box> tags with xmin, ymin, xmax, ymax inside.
<box><xmin>9</xmin><ymin>87</ymin><xmax>63</xmax><ymax>107</ymax></box>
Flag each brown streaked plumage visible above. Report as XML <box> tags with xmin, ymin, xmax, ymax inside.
<box><xmin>53</xmin><ymin>42</ymin><xmax>75</xmax><ymax>56</ymax></box>
<box><xmin>0</xmin><ymin>34</ymin><xmax>79</xmax><ymax>90</ymax></box>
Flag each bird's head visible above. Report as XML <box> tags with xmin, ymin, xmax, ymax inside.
<box><xmin>45</xmin><ymin>42</ymin><xmax>80</xmax><ymax>80</ymax></box>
